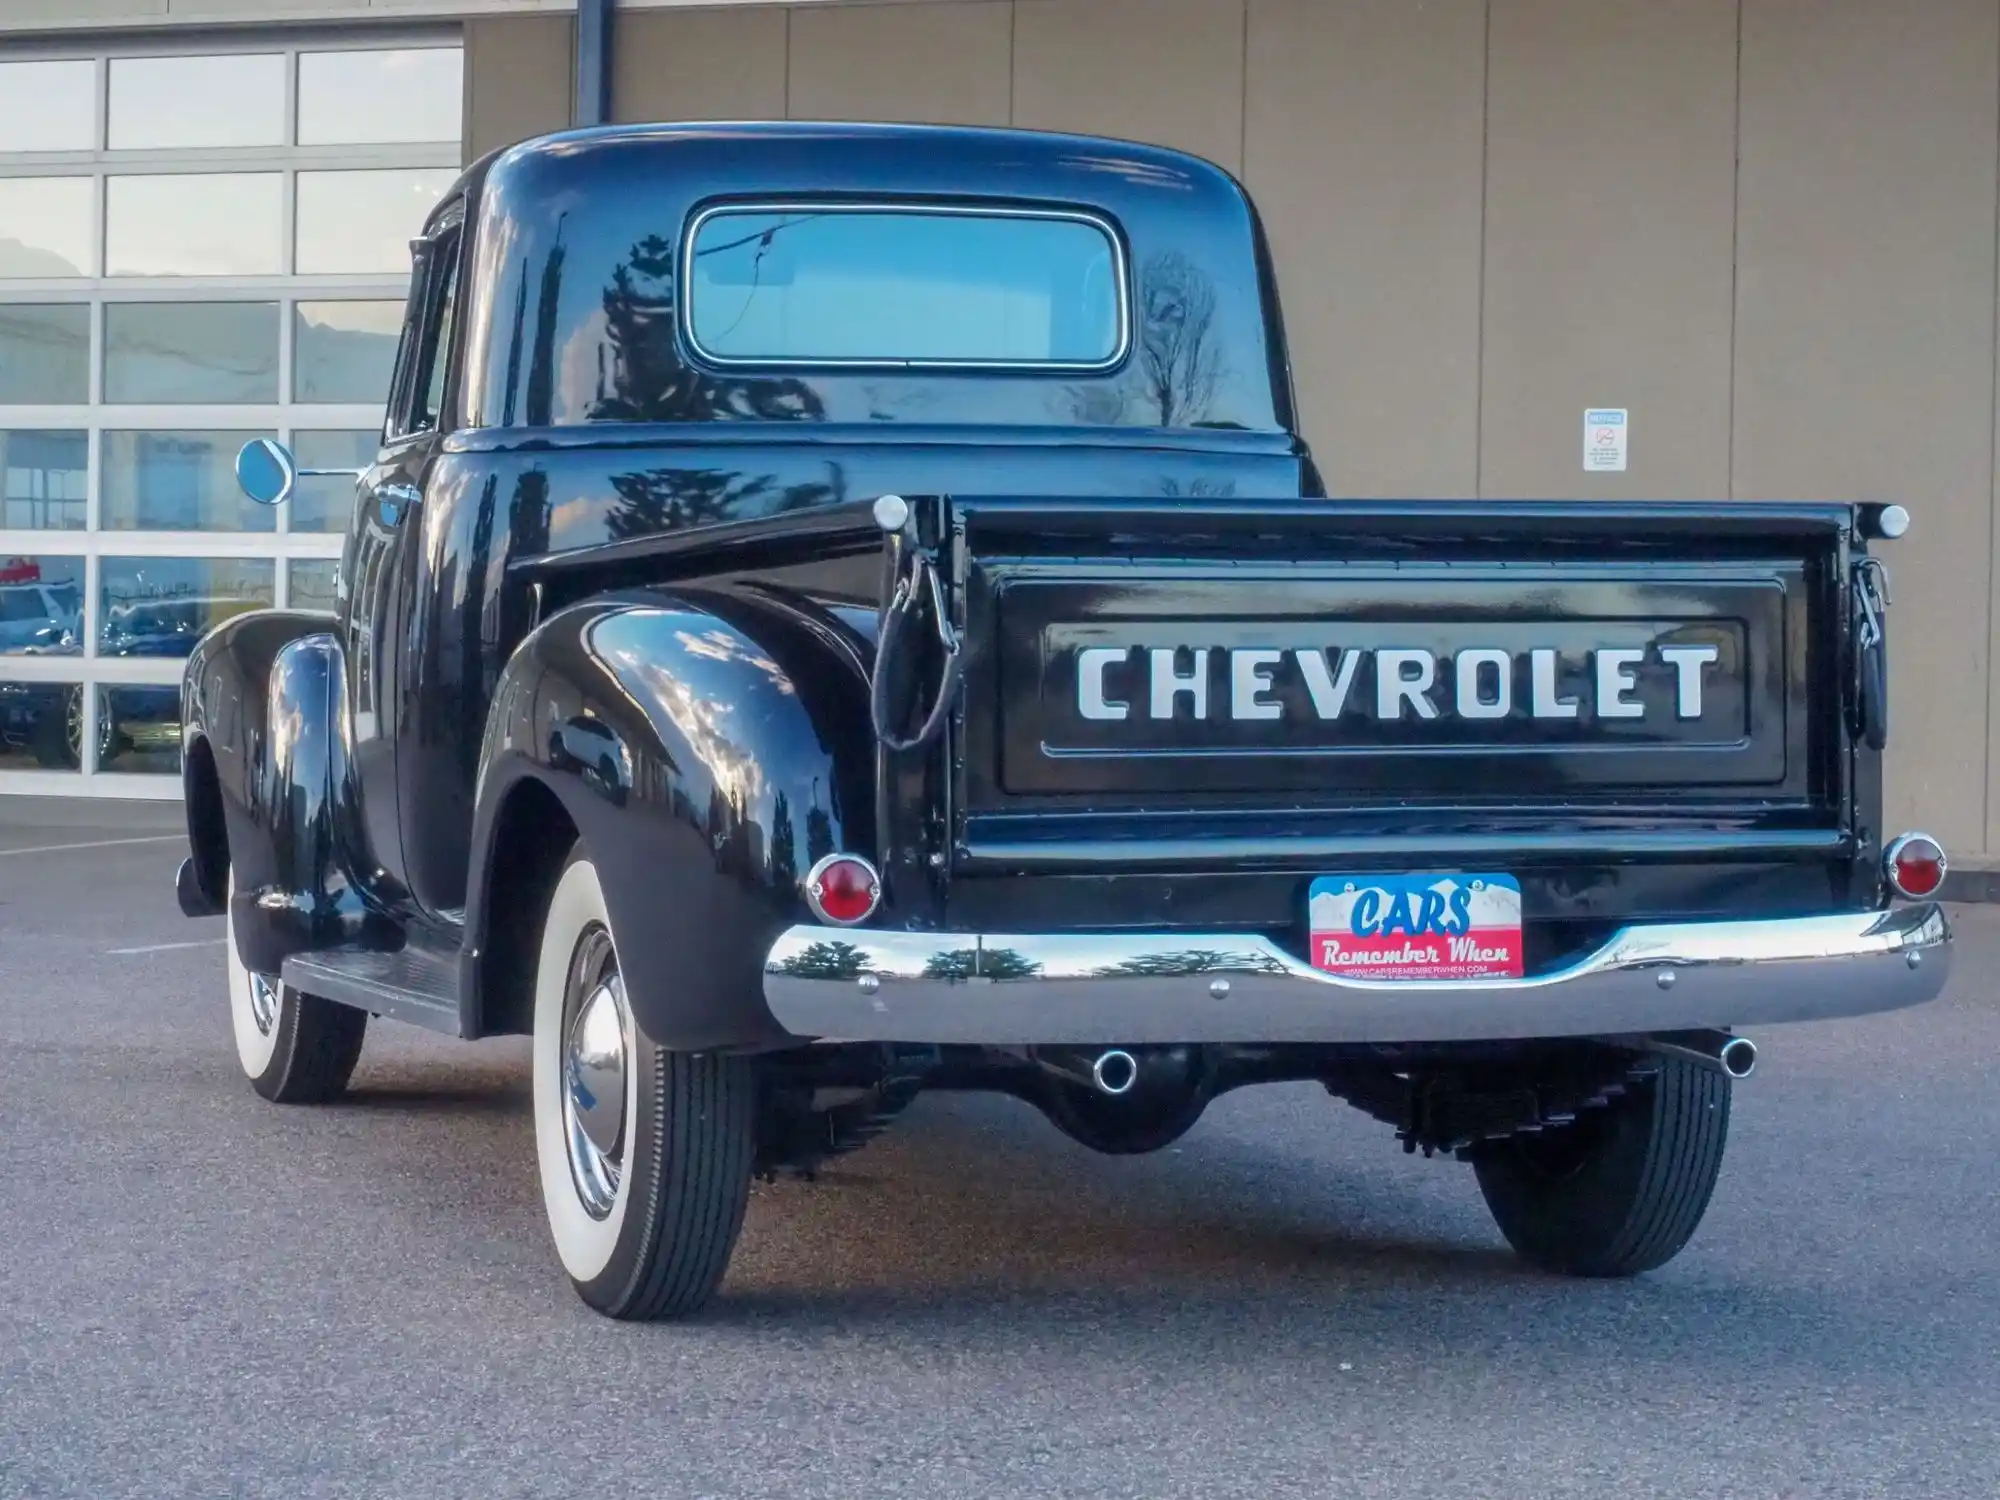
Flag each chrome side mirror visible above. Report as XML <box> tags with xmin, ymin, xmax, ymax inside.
<box><xmin>236</xmin><ymin>437</ymin><xmax>297</xmax><ymax>506</ymax></box>
<box><xmin>236</xmin><ymin>437</ymin><xmax>371</xmax><ymax>507</ymax></box>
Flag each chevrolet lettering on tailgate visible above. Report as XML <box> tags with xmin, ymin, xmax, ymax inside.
<box><xmin>1076</xmin><ymin>644</ymin><xmax>1721</xmax><ymax>724</ymax></box>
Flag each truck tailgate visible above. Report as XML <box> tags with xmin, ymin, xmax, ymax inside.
<box><xmin>951</xmin><ymin>497</ymin><xmax>1858</xmax><ymax>880</ymax></box>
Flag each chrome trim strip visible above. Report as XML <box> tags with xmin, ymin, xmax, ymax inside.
<box><xmin>679</xmin><ymin>199</ymin><xmax>1133</xmax><ymax>373</ymax></box>
<box><xmin>762</xmin><ymin>905</ymin><xmax>1952</xmax><ymax>1045</ymax></box>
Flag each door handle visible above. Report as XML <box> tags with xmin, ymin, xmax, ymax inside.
<box><xmin>377</xmin><ymin>481</ymin><xmax>420</xmax><ymax>526</ymax></box>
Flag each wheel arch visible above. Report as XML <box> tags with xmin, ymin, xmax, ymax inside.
<box><xmin>462</xmin><ymin>586</ymin><xmax>874</xmax><ymax>1051</ymax></box>
<box><xmin>467</xmin><ymin>773</ymin><xmax>578</xmax><ymax>1038</ymax></box>
<box><xmin>181</xmin><ymin>611</ymin><xmax>367</xmax><ymax>973</ymax></box>
<box><xmin>181</xmin><ymin>731</ymin><xmax>229</xmax><ymax>910</ymax></box>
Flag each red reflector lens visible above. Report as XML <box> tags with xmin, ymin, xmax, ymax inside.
<box><xmin>1886</xmin><ymin>834</ymin><xmax>1946</xmax><ymax>900</ymax></box>
<box><xmin>806</xmin><ymin>855</ymin><xmax>880</xmax><ymax>926</ymax></box>
<box><xmin>1895</xmin><ymin>851</ymin><xmax>1944</xmax><ymax>897</ymax></box>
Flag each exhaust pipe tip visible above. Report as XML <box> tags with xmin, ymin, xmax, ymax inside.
<box><xmin>1719</xmin><ymin>1036</ymin><xmax>1758</xmax><ymax>1080</ymax></box>
<box><xmin>1630</xmin><ymin>1029</ymin><xmax>1760</xmax><ymax>1081</ymax></box>
<box><xmin>1091</xmin><ymin>1049</ymin><xmax>1139</xmax><ymax>1096</ymax></box>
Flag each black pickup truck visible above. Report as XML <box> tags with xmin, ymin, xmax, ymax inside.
<box><xmin>179</xmin><ymin>121</ymin><xmax>1951</xmax><ymax>1320</ymax></box>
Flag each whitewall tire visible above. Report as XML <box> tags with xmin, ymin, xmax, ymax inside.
<box><xmin>225</xmin><ymin>873</ymin><xmax>367</xmax><ymax>1104</ymax></box>
<box><xmin>532</xmin><ymin>851</ymin><xmax>757</xmax><ymax>1319</ymax></box>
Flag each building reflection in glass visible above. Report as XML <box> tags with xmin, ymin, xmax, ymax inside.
<box><xmin>98</xmin><ymin>684</ymin><xmax>182</xmax><ymax>775</ymax></box>
<box><xmin>0</xmin><ymin>430</ymin><xmax>87</xmax><ymax>529</ymax></box>
<box><xmin>0</xmin><ymin>554</ymin><xmax>84</xmax><ymax>655</ymax></box>
<box><xmin>0</xmin><ymin>681</ymin><xmax>81</xmax><ymax>771</ymax></box>
<box><xmin>99</xmin><ymin>556</ymin><xmax>273</xmax><ymax>658</ymax></box>
<box><xmin>102</xmin><ymin>431</ymin><xmax>278</xmax><ymax>533</ymax></box>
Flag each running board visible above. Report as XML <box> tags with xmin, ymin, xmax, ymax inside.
<box><xmin>283</xmin><ymin>946</ymin><xmax>465</xmax><ymax>1037</ymax></box>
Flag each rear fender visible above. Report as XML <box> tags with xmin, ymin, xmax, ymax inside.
<box><xmin>464</xmin><ymin>587</ymin><xmax>874</xmax><ymax>1050</ymax></box>
<box><xmin>181</xmin><ymin>612</ymin><xmax>371</xmax><ymax>973</ymax></box>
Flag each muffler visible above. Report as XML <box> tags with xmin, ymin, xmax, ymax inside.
<box><xmin>1027</xmin><ymin>1044</ymin><xmax>1217</xmax><ymax>1154</ymax></box>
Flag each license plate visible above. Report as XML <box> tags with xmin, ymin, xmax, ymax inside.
<box><xmin>1308</xmin><ymin>874</ymin><xmax>1524</xmax><ymax>980</ymax></box>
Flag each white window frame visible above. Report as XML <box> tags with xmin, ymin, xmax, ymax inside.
<box><xmin>0</xmin><ymin>27</ymin><xmax>460</xmax><ymax>798</ymax></box>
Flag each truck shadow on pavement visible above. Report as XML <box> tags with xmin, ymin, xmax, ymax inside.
<box><xmin>743</xmin><ymin>1099</ymin><xmax>1528</xmax><ymax>1287</ymax></box>
<box><xmin>330</xmin><ymin>1056</ymin><xmax>1787</xmax><ymax>1313</ymax></box>
<box><xmin>332</xmin><ymin>1053</ymin><xmax>1540</xmax><ymax>1297</ymax></box>
<box><xmin>204</xmin><ymin>1045</ymin><xmax>1956</xmax><ymax>1397</ymax></box>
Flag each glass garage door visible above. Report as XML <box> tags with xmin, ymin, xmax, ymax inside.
<box><xmin>0</xmin><ymin>35</ymin><xmax>462</xmax><ymax>797</ymax></box>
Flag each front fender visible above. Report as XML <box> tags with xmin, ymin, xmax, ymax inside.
<box><xmin>465</xmin><ymin>587</ymin><xmax>874</xmax><ymax>1050</ymax></box>
<box><xmin>182</xmin><ymin>611</ymin><xmax>367</xmax><ymax>972</ymax></box>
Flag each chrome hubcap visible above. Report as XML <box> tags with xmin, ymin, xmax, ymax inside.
<box><xmin>247</xmin><ymin>971</ymin><xmax>281</xmax><ymax>1037</ymax></box>
<box><xmin>562</xmin><ymin>929</ymin><xmax>628</xmax><ymax>1220</ymax></box>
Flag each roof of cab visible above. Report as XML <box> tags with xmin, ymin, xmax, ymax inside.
<box><xmin>442</xmin><ymin>120</ymin><xmax>1296</xmax><ymax>436</ymax></box>
<box><xmin>442</xmin><ymin>119</ymin><xmax>1251</xmax><ymax>230</ymax></box>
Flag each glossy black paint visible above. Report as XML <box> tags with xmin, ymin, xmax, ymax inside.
<box><xmin>462</xmin><ymin>588</ymin><xmax>873</xmax><ymax>1047</ymax></box>
<box><xmin>174</xmin><ymin>121</ymin><xmax>1889</xmax><ymax>1053</ymax></box>
<box><xmin>345</xmin><ymin>204</ymin><xmax>462</xmax><ymax>906</ymax></box>
<box><xmin>950</xmin><ymin>495</ymin><xmax>1870</xmax><ymax>927</ymax></box>
<box><xmin>345</xmin><ymin>444</ymin><xmax>427</xmax><ymax>904</ymax></box>
<box><xmin>457</xmin><ymin>123</ymin><xmax>1293</xmax><ymax>435</ymax></box>
<box><xmin>181</xmin><ymin>612</ymin><xmax>378</xmax><ymax>973</ymax></box>
<box><xmin>963</xmin><ymin>497</ymin><xmax>1842</xmax><ymax>806</ymax></box>
<box><xmin>393</xmin><ymin>441</ymin><xmax>1307</xmax><ymax>931</ymax></box>
<box><xmin>175</xmin><ymin>856</ymin><xmax>220</xmax><ymax>919</ymax></box>
<box><xmin>996</xmin><ymin>568</ymin><xmax>1790</xmax><ymax>792</ymax></box>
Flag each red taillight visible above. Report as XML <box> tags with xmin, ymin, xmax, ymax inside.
<box><xmin>804</xmin><ymin>853</ymin><xmax>881</xmax><ymax>926</ymax></box>
<box><xmin>1885</xmin><ymin>832</ymin><xmax>1947</xmax><ymax>900</ymax></box>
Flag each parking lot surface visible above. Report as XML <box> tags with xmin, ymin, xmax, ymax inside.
<box><xmin>1</xmin><ymin>821</ymin><xmax>1996</xmax><ymax>1499</ymax></box>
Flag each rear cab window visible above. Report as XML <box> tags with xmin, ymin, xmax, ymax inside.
<box><xmin>682</xmin><ymin>203</ymin><xmax>1129</xmax><ymax>370</ymax></box>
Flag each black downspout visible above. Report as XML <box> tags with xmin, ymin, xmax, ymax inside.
<box><xmin>575</xmin><ymin>0</ymin><xmax>613</xmax><ymax>127</ymax></box>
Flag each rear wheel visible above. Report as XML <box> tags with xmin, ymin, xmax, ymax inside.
<box><xmin>1472</xmin><ymin>1056</ymin><xmax>1730</xmax><ymax>1276</ymax></box>
<box><xmin>225</xmin><ymin>874</ymin><xmax>367</xmax><ymax>1103</ymax></box>
<box><xmin>532</xmin><ymin>851</ymin><xmax>756</xmax><ymax>1320</ymax></box>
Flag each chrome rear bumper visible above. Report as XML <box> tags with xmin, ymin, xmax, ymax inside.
<box><xmin>761</xmin><ymin>904</ymin><xmax>1952</xmax><ymax>1045</ymax></box>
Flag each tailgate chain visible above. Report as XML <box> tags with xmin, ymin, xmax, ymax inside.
<box><xmin>1854</xmin><ymin>557</ymin><xmax>1891</xmax><ymax>751</ymax></box>
<box><xmin>870</xmin><ymin>500</ymin><xmax>964</xmax><ymax>753</ymax></box>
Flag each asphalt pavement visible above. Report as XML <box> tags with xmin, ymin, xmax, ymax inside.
<box><xmin>0</xmin><ymin>818</ymin><xmax>1995</xmax><ymax>1499</ymax></box>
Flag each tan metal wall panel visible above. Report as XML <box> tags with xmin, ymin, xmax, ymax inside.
<box><xmin>464</xmin><ymin>12</ymin><xmax>574</xmax><ymax>162</ymax></box>
<box><xmin>1012</xmin><ymin>0</ymin><xmax>1246</xmax><ymax>171</ymax></box>
<box><xmin>1244</xmin><ymin>0</ymin><xmax>1483</xmax><ymax>498</ymax></box>
<box><xmin>789</xmin><ymin>1</ymin><xmax>1011</xmax><ymax>126</ymax></box>
<box><xmin>1733</xmin><ymin>0</ymin><xmax>1998</xmax><ymax>846</ymax></box>
<box><xmin>444</xmin><ymin>0</ymin><xmax>2000</xmax><ymax>848</ymax></box>
<box><xmin>613</xmin><ymin>5</ymin><xmax>787</xmax><ymax>123</ymax></box>
<box><xmin>1480</xmin><ymin>0</ymin><xmax>1738</xmax><ymax>501</ymax></box>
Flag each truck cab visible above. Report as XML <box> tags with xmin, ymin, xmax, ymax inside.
<box><xmin>177</xmin><ymin>122</ymin><xmax>1950</xmax><ymax>1321</ymax></box>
